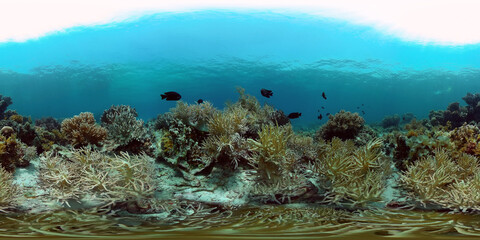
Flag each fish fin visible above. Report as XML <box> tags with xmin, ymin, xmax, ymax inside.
<box><xmin>161</xmin><ymin>94</ymin><xmax>166</xmax><ymax>99</ymax></box>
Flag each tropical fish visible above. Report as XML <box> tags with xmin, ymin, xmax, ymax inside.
<box><xmin>161</xmin><ymin>91</ymin><xmax>181</xmax><ymax>101</ymax></box>
<box><xmin>261</xmin><ymin>88</ymin><xmax>273</xmax><ymax>98</ymax></box>
<box><xmin>362</xmin><ymin>111</ymin><xmax>365</xmax><ymax>115</ymax></box>
<box><xmin>317</xmin><ymin>114</ymin><xmax>323</xmax><ymax>120</ymax></box>
<box><xmin>288</xmin><ymin>112</ymin><xmax>302</xmax><ymax>119</ymax></box>
<box><xmin>321</xmin><ymin>106</ymin><xmax>325</xmax><ymax>109</ymax></box>
<box><xmin>197</xmin><ymin>99</ymin><xmax>204</xmax><ymax>104</ymax></box>
<box><xmin>322</xmin><ymin>92</ymin><xmax>327</xmax><ymax>100</ymax></box>
<box><xmin>326</xmin><ymin>113</ymin><xmax>330</xmax><ymax>116</ymax></box>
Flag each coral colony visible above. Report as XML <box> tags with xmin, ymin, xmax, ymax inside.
<box><xmin>5</xmin><ymin>89</ymin><xmax>480</xmax><ymax>235</ymax></box>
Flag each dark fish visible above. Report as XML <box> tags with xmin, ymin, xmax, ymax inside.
<box><xmin>361</xmin><ymin>104</ymin><xmax>364</xmax><ymax>106</ymax></box>
<box><xmin>357</xmin><ymin>106</ymin><xmax>360</xmax><ymax>109</ymax></box>
<box><xmin>260</xmin><ymin>88</ymin><xmax>273</xmax><ymax>98</ymax></box>
<box><xmin>161</xmin><ymin>91</ymin><xmax>181</xmax><ymax>101</ymax></box>
<box><xmin>402</xmin><ymin>116</ymin><xmax>405</xmax><ymax>120</ymax></box>
<box><xmin>321</xmin><ymin>106</ymin><xmax>325</xmax><ymax>109</ymax></box>
<box><xmin>317</xmin><ymin>114</ymin><xmax>323</xmax><ymax>120</ymax></box>
<box><xmin>288</xmin><ymin>112</ymin><xmax>302</xmax><ymax>119</ymax></box>
<box><xmin>197</xmin><ymin>99</ymin><xmax>204</xmax><ymax>104</ymax></box>
<box><xmin>326</xmin><ymin>113</ymin><xmax>330</xmax><ymax>116</ymax></box>
<box><xmin>322</xmin><ymin>92</ymin><xmax>327</xmax><ymax>100</ymax></box>
<box><xmin>362</xmin><ymin>111</ymin><xmax>365</xmax><ymax>115</ymax></box>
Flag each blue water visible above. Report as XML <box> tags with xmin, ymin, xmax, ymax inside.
<box><xmin>1</xmin><ymin>11</ymin><xmax>480</xmax><ymax>126</ymax></box>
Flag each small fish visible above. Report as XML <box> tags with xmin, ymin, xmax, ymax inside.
<box><xmin>288</xmin><ymin>112</ymin><xmax>302</xmax><ymax>119</ymax></box>
<box><xmin>322</xmin><ymin>92</ymin><xmax>327</xmax><ymax>100</ymax></box>
<box><xmin>326</xmin><ymin>113</ymin><xmax>330</xmax><ymax>116</ymax></box>
<box><xmin>362</xmin><ymin>111</ymin><xmax>365</xmax><ymax>115</ymax></box>
<box><xmin>260</xmin><ymin>88</ymin><xmax>273</xmax><ymax>98</ymax></box>
<box><xmin>317</xmin><ymin>114</ymin><xmax>323</xmax><ymax>120</ymax></box>
<box><xmin>161</xmin><ymin>91</ymin><xmax>181</xmax><ymax>101</ymax></box>
<box><xmin>197</xmin><ymin>99</ymin><xmax>203</xmax><ymax>104</ymax></box>
<box><xmin>321</xmin><ymin>106</ymin><xmax>325</xmax><ymax>109</ymax></box>
<box><xmin>357</xmin><ymin>106</ymin><xmax>360</xmax><ymax>109</ymax></box>
<box><xmin>361</xmin><ymin>104</ymin><xmax>364</xmax><ymax>106</ymax></box>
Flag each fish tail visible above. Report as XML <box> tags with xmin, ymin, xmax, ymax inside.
<box><xmin>161</xmin><ymin>94</ymin><xmax>166</xmax><ymax>99</ymax></box>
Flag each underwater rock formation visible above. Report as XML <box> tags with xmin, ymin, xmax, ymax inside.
<box><xmin>317</xmin><ymin>110</ymin><xmax>365</xmax><ymax>141</ymax></box>
<box><xmin>61</xmin><ymin>112</ymin><xmax>107</xmax><ymax>148</ymax></box>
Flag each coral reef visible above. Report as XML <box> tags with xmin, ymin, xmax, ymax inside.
<box><xmin>381</xmin><ymin>114</ymin><xmax>400</xmax><ymax>129</ymax></box>
<box><xmin>61</xmin><ymin>112</ymin><xmax>107</xmax><ymax>148</ymax></box>
<box><xmin>35</xmin><ymin>117</ymin><xmax>61</xmax><ymax>132</ymax></box>
<box><xmin>317</xmin><ymin>110</ymin><xmax>365</xmax><ymax>141</ymax></box>
<box><xmin>402</xmin><ymin>149</ymin><xmax>480</xmax><ymax>210</ymax></box>
<box><xmin>0</xmin><ymin>166</ymin><xmax>18</xmax><ymax>212</ymax></box>
<box><xmin>0</xmin><ymin>95</ymin><xmax>12</xmax><ymax>119</ymax></box>
<box><xmin>38</xmin><ymin>148</ymin><xmax>157</xmax><ymax>208</ymax></box>
<box><xmin>101</xmin><ymin>105</ymin><xmax>148</xmax><ymax>153</ymax></box>
<box><xmin>313</xmin><ymin>138</ymin><xmax>391</xmax><ymax>206</ymax></box>
<box><xmin>248</xmin><ymin>124</ymin><xmax>294</xmax><ymax>183</ymax></box>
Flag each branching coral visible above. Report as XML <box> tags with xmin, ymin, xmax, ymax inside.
<box><xmin>401</xmin><ymin>148</ymin><xmax>480</xmax><ymax>210</ymax></box>
<box><xmin>449</xmin><ymin>123</ymin><xmax>480</xmax><ymax>156</ymax></box>
<box><xmin>101</xmin><ymin>105</ymin><xmax>148</xmax><ymax>152</ymax></box>
<box><xmin>313</xmin><ymin>138</ymin><xmax>390</xmax><ymax>206</ymax></box>
<box><xmin>35</xmin><ymin>117</ymin><xmax>61</xmax><ymax>132</ymax></box>
<box><xmin>170</xmin><ymin>101</ymin><xmax>218</xmax><ymax>132</ymax></box>
<box><xmin>381</xmin><ymin>114</ymin><xmax>400</xmax><ymax>129</ymax></box>
<box><xmin>61</xmin><ymin>112</ymin><xmax>107</xmax><ymax>148</ymax></box>
<box><xmin>318</xmin><ymin>110</ymin><xmax>365</xmax><ymax>141</ymax></box>
<box><xmin>38</xmin><ymin>148</ymin><xmax>157</xmax><ymax>208</ymax></box>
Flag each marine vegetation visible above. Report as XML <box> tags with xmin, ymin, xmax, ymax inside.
<box><xmin>61</xmin><ymin>112</ymin><xmax>108</xmax><ymax>148</ymax></box>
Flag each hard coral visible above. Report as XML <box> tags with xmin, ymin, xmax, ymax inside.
<box><xmin>0</xmin><ymin>95</ymin><xmax>12</xmax><ymax>119</ymax></box>
<box><xmin>35</xmin><ymin>117</ymin><xmax>61</xmax><ymax>131</ymax></box>
<box><xmin>318</xmin><ymin>110</ymin><xmax>365</xmax><ymax>141</ymax></box>
<box><xmin>101</xmin><ymin>105</ymin><xmax>148</xmax><ymax>152</ymax></box>
<box><xmin>381</xmin><ymin>114</ymin><xmax>400</xmax><ymax>129</ymax></box>
<box><xmin>170</xmin><ymin>101</ymin><xmax>218</xmax><ymax>132</ymax></box>
<box><xmin>61</xmin><ymin>112</ymin><xmax>107</xmax><ymax>148</ymax></box>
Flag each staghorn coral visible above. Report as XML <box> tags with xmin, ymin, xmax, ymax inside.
<box><xmin>313</xmin><ymin>138</ymin><xmax>391</xmax><ymax>206</ymax></box>
<box><xmin>401</xmin><ymin>148</ymin><xmax>480</xmax><ymax>210</ymax></box>
<box><xmin>318</xmin><ymin>110</ymin><xmax>365</xmax><ymax>141</ymax></box>
<box><xmin>61</xmin><ymin>112</ymin><xmax>107</xmax><ymax>148</ymax></box>
<box><xmin>101</xmin><ymin>105</ymin><xmax>148</xmax><ymax>152</ymax></box>
<box><xmin>38</xmin><ymin>148</ymin><xmax>157</xmax><ymax>208</ymax></box>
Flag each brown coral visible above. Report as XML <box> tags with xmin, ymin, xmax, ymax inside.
<box><xmin>318</xmin><ymin>110</ymin><xmax>365</xmax><ymax>141</ymax></box>
<box><xmin>61</xmin><ymin>112</ymin><xmax>107</xmax><ymax>148</ymax></box>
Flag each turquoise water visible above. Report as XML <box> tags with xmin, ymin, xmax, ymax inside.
<box><xmin>1</xmin><ymin>11</ymin><xmax>480</xmax><ymax>124</ymax></box>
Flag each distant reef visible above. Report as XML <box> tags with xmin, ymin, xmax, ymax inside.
<box><xmin>2</xmin><ymin>89</ymin><xmax>480</xmax><ymax>220</ymax></box>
